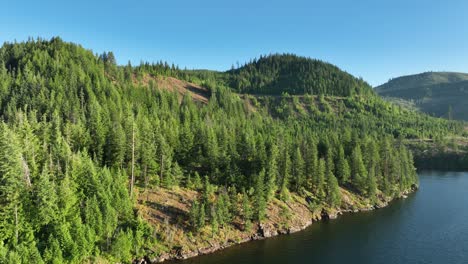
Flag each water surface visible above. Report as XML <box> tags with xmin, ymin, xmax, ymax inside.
<box><xmin>170</xmin><ymin>171</ymin><xmax>468</xmax><ymax>264</ymax></box>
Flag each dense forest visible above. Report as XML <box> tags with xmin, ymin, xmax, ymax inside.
<box><xmin>376</xmin><ymin>72</ymin><xmax>468</xmax><ymax>120</ymax></box>
<box><xmin>0</xmin><ymin>37</ymin><xmax>463</xmax><ymax>263</ymax></box>
<box><xmin>130</xmin><ymin>54</ymin><xmax>373</xmax><ymax>97</ymax></box>
<box><xmin>226</xmin><ymin>54</ymin><xmax>373</xmax><ymax>96</ymax></box>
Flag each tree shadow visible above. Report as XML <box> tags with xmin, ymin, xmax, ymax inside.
<box><xmin>143</xmin><ymin>200</ymin><xmax>191</xmax><ymax>229</ymax></box>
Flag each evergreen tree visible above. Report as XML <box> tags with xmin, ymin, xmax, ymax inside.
<box><xmin>292</xmin><ymin>147</ymin><xmax>305</xmax><ymax>192</ymax></box>
<box><xmin>279</xmin><ymin>149</ymin><xmax>291</xmax><ymax>201</ymax></box>
<box><xmin>326</xmin><ymin>155</ymin><xmax>341</xmax><ymax>207</ymax></box>
<box><xmin>336</xmin><ymin>145</ymin><xmax>350</xmax><ymax>184</ymax></box>
<box><xmin>351</xmin><ymin>145</ymin><xmax>367</xmax><ymax>195</ymax></box>
<box><xmin>210</xmin><ymin>206</ymin><xmax>219</xmax><ymax>236</ymax></box>
<box><xmin>0</xmin><ymin>125</ymin><xmax>27</xmax><ymax>246</ymax></box>
<box><xmin>198</xmin><ymin>203</ymin><xmax>206</xmax><ymax>230</ymax></box>
<box><xmin>241</xmin><ymin>190</ymin><xmax>252</xmax><ymax>229</ymax></box>
<box><xmin>316</xmin><ymin>158</ymin><xmax>326</xmax><ymax>199</ymax></box>
<box><xmin>265</xmin><ymin>144</ymin><xmax>279</xmax><ymax>202</ymax></box>
<box><xmin>189</xmin><ymin>200</ymin><xmax>200</xmax><ymax>231</ymax></box>
<box><xmin>33</xmin><ymin>166</ymin><xmax>58</xmax><ymax>228</ymax></box>
<box><xmin>254</xmin><ymin>169</ymin><xmax>267</xmax><ymax>221</ymax></box>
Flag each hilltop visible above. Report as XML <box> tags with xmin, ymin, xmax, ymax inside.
<box><xmin>226</xmin><ymin>54</ymin><xmax>373</xmax><ymax>96</ymax></box>
<box><xmin>132</xmin><ymin>53</ymin><xmax>374</xmax><ymax>98</ymax></box>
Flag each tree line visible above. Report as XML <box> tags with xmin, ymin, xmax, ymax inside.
<box><xmin>0</xmin><ymin>37</ymin><xmax>430</xmax><ymax>263</ymax></box>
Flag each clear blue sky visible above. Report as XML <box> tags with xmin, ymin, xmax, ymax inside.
<box><xmin>2</xmin><ymin>0</ymin><xmax>468</xmax><ymax>86</ymax></box>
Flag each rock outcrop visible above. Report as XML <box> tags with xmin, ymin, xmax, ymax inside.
<box><xmin>135</xmin><ymin>187</ymin><xmax>418</xmax><ymax>263</ymax></box>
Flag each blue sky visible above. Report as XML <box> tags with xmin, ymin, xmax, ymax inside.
<box><xmin>2</xmin><ymin>0</ymin><xmax>467</xmax><ymax>86</ymax></box>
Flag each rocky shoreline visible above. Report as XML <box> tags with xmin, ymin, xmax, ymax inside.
<box><xmin>135</xmin><ymin>186</ymin><xmax>417</xmax><ymax>264</ymax></box>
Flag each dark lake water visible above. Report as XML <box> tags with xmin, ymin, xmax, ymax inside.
<box><xmin>169</xmin><ymin>171</ymin><xmax>468</xmax><ymax>264</ymax></box>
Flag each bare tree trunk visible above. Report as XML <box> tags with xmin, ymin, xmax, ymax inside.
<box><xmin>14</xmin><ymin>204</ymin><xmax>18</xmax><ymax>244</ymax></box>
<box><xmin>144</xmin><ymin>164</ymin><xmax>149</xmax><ymax>202</ymax></box>
<box><xmin>130</xmin><ymin>123</ymin><xmax>135</xmax><ymax>198</ymax></box>
<box><xmin>160</xmin><ymin>152</ymin><xmax>164</xmax><ymax>187</ymax></box>
<box><xmin>21</xmin><ymin>156</ymin><xmax>31</xmax><ymax>188</ymax></box>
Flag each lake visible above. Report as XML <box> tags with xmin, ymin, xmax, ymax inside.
<box><xmin>168</xmin><ymin>171</ymin><xmax>468</xmax><ymax>264</ymax></box>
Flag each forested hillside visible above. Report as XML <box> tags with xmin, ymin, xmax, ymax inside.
<box><xmin>226</xmin><ymin>54</ymin><xmax>373</xmax><ymax>96</ymax></box>
<box><xmin>129</xmin><ymin>54</ymin><xmax>373</xmax><ymax>97</ymax></box>
<box><xmin>376</xmin><ymin>72</ymin><xmax>468</xmax><ymax>120</ymax></box>
<box><xmin>0</xmin><ymin>37</ymin><xmax>463</xmax><ymax>263</ymax></box>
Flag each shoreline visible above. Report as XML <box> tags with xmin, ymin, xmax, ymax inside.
<box><xmin>137</xmin><ymin>187</ymin><xmax>417</xmax><ymax>264</ymax></box>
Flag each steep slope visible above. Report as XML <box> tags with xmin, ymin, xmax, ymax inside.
<box><xmin>375</xmin><ymin>72</ymin><xmax>468</xmax><ymax>120</ymax></box>
<box><xmin>132</xmin><ymin>75</ymin><xmax>210</xmax><ymax>103</ymax></box>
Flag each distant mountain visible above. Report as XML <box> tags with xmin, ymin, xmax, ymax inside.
<box><xmin>375</xmin><ymin>72</ymin><xmax>468</xmax><ymax>120</ymax></box>
<box><xmin>227</xmin><ymin>54</ymin><xmax>373</xmax><ymax>96</ymax></box>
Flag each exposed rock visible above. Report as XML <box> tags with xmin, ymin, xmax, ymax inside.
<box><xmin>259</xmin><ymin>223</ymin><xmax>277</xmax><ymax>238</ymax></box>
<box><xmin>178</xmin><ymin>249</ymin><xmax>198</xmax><ymax>259</ymax></box>
<box><xmin>145</xmin><ymin>187</ymin><xmax>418</xmax><ymax>263</ymax></box>
<box><xmin>198</xmin><ymin>245</ymin><xmax>219</xmax><ymax>255</ymax></box>
<box><xmin>288</xmin><ymin>226</ymin><xmax>302</xmax><ymax>234</ymax></box>
<box><xmin>251</xmin><ymin>233</ymin><xmax>264</xmax><ymax>240</ymax></box>
<box><xmin>321</xmin><ymin>209</ymin><xmax>338</xmax><ymax>220</ymax></box>
<box><xmin>152</xmin><ymin>252</ymin><xmax>171</xmax><ymax>263</ymax></box>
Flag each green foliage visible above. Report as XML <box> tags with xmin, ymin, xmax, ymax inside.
<box><xmin>336</xmin><ymin>145</ymin><xmax>350</xmax><ymax>185</ymax></box>
<box><xmin>189</xmin><ymin>200</ymin><xmax>200</xmax><ymax>231</ymax></box>
<box><xmin>216</xmin><ymin>190</ymin><xmax>232</xmax><ymax>227</ymax></box>
<box><xmin>265</xmin><ymin>144</ymin><xmax>279</xmax><ymax>202</ymax></box>
<box><xmin>376</xmin><ymin>71</ymin><xmax>468</xmax><ymax>120</ymax></box>
<box><xmin>254</xmin><ymin>169</ymin><xmax>267</xmax><ymax>221</ymax></box>
<box><xmin>351</xmin><ymin>145</ymin><xmax>367</xmax><ymax>195</ymax></box>
<box><xmin>0</xmin><ymin>38</ymin><xmax>424</xmax><ymax>263</ymax></box>
<box><xmin>326</xmin><ymin>155</ymin><xmax>341</xmax><ymax>207</ymax></box>
<box><xmin>228</xmin><ymin>54</ymin><xmax>373</xmax><ymax>96</ymax></box>
<box><xmin>241</xmin><ymin>190</ymin><xmax>252</xmax><ymax>227</ymax></box>
<box><xmin>110</xmin><ymin>230</ymin><xmax>133</xmax><ymax>262</ymax></box>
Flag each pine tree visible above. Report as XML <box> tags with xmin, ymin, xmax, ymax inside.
<box><xmin>228</xmin><ymin>186</ymin><xmax>238</xmax><ymax>216</ymax></box>
<box><xmin>0</xmin><ymin>124</ymin><xmax>27</xmax><ymax>246</ymax></box>
<box><xmin>111</xmin><ymin>230</ymin><xmax>133</xmax><ymax>262</ymax></box>
<box><xmin>189</xmin><ymin>200</ymin><xmax>200</xmax><ymax>231</ymax></box>
<box><xmin>265</xmin><ymin>144</ymin><xmax>279</xmax><ymax>201</ymax></box>
<box><xmin>193</xmin><ymin>172</ymin><xmax>202</xmax><ymax>190</ymax></box>
<box><xmin>104</xmin><ymin>121</ymin><xmax>126</xmax><ymax>168</ymax></box>
<box><xmin>305</xmin><ymin>140</ymin><xmax>319</xmax><ymax>192</ymax></box>
<box><xmin>217</xmin><ymin>189</ymin><xmax>232</xmax><ymax>227</ymax></box>
<box><xmin>365</xmin><ymin>141</ymin><xmax>379</xmax><ymax>199</ymax></box>
<box><xmin>33</xmin><ymin>166</ymin><xmax>58</xmax><ymax>227</ymax></box>
<box><xmin>366</xmin><ymin>164</ymin><xmax>378</xmax><ymax>200</ymax></box>
<box><xmin>241</xmin><ymin>190</ymin><xmax>252</xmax><ymax>229</ymax></box>
<box><xmin>210</xmin><ymin>205</ymin><xmax>219</xmax><ymax>236</ymax></box>
<box><xmin>43</xmin><ymin>236</ymin><xmax>64</xmax><ymax>264</ymax></box>
<box><xmin>326</xmin><ymin>155</ymin><xmax>341</xmax><ymax>207</ymax></box>
<box><xmin>351</xmin><ymin>145</ymin><xmax>367</xmax><ymax>195</ymax></box>
<box><xmin>292</xmin><ymin>147</ymin><xmax>305</xmax><ymax>192</ymax></box>
<box><xmin>316</xmin><ymin>158</ymin><xmax>326</xmax><ymax>199</ymax></box>
<box><xmin>279</xmin><ymin>149</ymin><xmax>291</xmax><ymax>201</ymax></box>
<box><xmin>336</xmin><ymin>145</ymin><xmax>350</xmax><ymax>184</ymax></box>
<box><xmin>254</xmin><ymin>169</ymin><xmax>267</xmax><ymax>221</ymax></box>
<box><xmin>198</xmin><ymin>203</ymin><xmax>206</xmax><ymax>230</ymax></box>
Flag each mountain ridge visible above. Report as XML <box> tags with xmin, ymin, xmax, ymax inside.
<box><xmin>375</xmin><ymin>71</ymin><xmax>468</xmax><ymax>120</ymax></box>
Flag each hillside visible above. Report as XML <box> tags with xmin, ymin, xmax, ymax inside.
<box><xmin>132</xmin><ymin>54</ymin><xmax>374</xmax><ymax>98</ymax></box>
<box><xmin>226</xmin><ymin>54</ymin><xmax>373</xmax><ymax>96</ymax></box>
<box><xmin>375</xmin><ymin>72</ymin><xmax>468</xmax><ymax>120</ymax></box>
<box><xmin>0</xmin><ymin>37</ymin><xmax>465</xmax><ymax>263</ymax></box>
